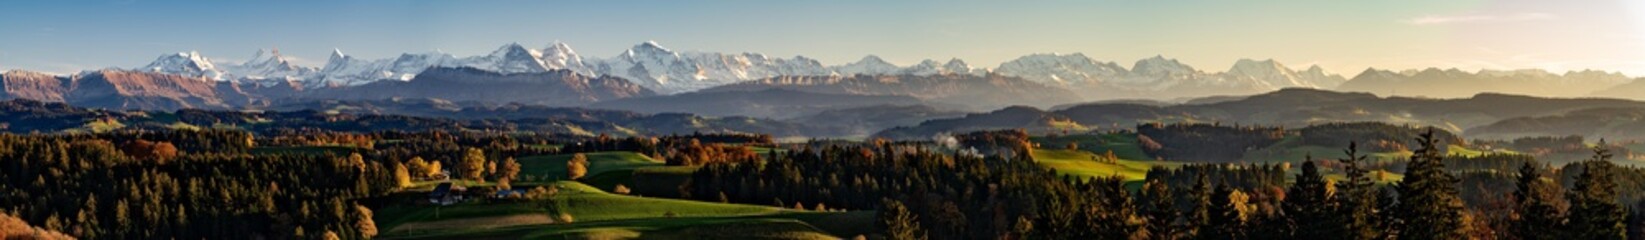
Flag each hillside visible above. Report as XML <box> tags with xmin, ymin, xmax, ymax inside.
<box><xmin>376</xmin><ymin>181</ymin><xmax>868</xmax><ymax>239</ymax></box>
<box><xmin>874</xmin><ymin>88</ymin><xmax>1645</xmax><ymax>140</ymax></box>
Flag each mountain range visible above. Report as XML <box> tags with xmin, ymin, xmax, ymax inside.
<box><xmin>122</xmin><ymin>41</ymin><xmax>1645</xmax><ymax>101</ymax></box>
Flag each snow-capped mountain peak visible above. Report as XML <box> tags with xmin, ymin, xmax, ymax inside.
<box><xmin>538</xmin><ymin>41</ymin><xmax>589</xmax><ymax>73</ymax></box>
<box><xmin>1131</xmin><ymin>55</ymin><xmax>1196</xmax><ymax>76</ymax></box>
<box><xmin>833</xmin><ymin>55</ymin><xmax>902</xmax><ymax>76</ymax></box>
<box><xmin>994</xmin><ymin>53</ymin><xmax>1126</xmax><ymax>84</ymax></box>
<box><xmin>141</xmin><ymin>51</ymin><xmax>223</xmax><ymax>81</ymax></box>
<box><xmin>477</xmin><ymin>43</ymin><xmax>551</xmax><ymax>73</ymax></box>
<box><xmin>942</xmin><ymin>58</ymin><xmax>980</xmax><ymax>75</ymax></box>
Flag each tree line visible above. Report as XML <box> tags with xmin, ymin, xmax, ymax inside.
<box><xmin>682</xmin><ymin>129</ymin><xmax>1645</xmax><ymax>239</ymax></box>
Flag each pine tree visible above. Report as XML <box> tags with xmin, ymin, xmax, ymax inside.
<box><xmin>1285</xmin><ymin>159</ymin><xmax>1340</xmax><ymax>238</ymax></box>
<box><xmin>878</xmin><ymin>198</ymin><xmax>927</xmax><ymax>240</ymax></box>
<box><xmin>1143</xmin><ymin>178</ymin><xmax>1178</xmax><ymax>240</ymax></box>
<box><xmin>1392</xmin><ymin>129</ymin><xmax>1467</xmax><ymax>240</ymax></box>
<box><xmin>1336</xmin><ymin>142</ymin><xmax>1382</xmax><ymax>240</ymax></box>
<box><xmin>1187</xmin><ymin>173</ymin><xmax>1213</xmax><ymax>239</ymax></box>
<box><xmin>1511</xmin><ymin>160</ymin><xmax>1560</xmax><ymax>240</ymax></box>
<box><xmin>1565</xmin><ymin>140</ymin><xmax>1626</xmax><ymax>240</ymax></box>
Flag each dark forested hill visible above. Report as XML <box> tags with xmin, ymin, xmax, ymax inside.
<box><xmin>875</xmin><ymin>88</ymin><xmax>1645</xmax><ymax>140</ymax></box>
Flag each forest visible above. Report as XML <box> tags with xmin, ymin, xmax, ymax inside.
<box><xmin>0</xmin><ymin>124</ymin><xmax>1641</xmax><ymax>239</ymax></box>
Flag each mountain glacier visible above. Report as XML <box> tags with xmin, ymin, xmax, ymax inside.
<box><xmin>135</xmin><ymin>41</ymin><xmax>1349</xmax><ymax>96</ymax></box>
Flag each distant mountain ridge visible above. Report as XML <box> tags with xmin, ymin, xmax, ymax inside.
<box><xmin>1338</xmin><ymin>68</ymin><xmax>1632</xmax><ymax>98</ymax></box>
<box><xmin>874</xmin><ymin>88</ymin><xmax>1645</xmax><ymax>140</ymax></box>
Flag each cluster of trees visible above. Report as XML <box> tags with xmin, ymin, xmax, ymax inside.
<box><xmin>684</xmin><ymin>129</ymin><xmax>1645</xmax><ymax>239</ymax></box>
<box><xmin>684</xmin><ymin>143</ymin><xmax>1140</xmax><ymax>239</ymax></box>
<box><xmin>951</xmin><ymin>129</ymin><xmax>1031</xmax><ymax>157</ymax></box>
<box><xmin>1136</xmin><ymin>123</ymin><xmax>1287</xmax><ymax>162</ymax></box>
<box><xmin>1298</xmin><ymin>122</ymin><xmax>1464</xmax><ymax>152</ymax></box>
<box><xmin>556</xmin><ymin>133</ymin><xmax>771</xmax><ymax>166</ymax></box>
<box><xmin>0</xmin><ymin>131</ymin><xmax>396</xmax><ymax>239</ymax></box>
<box><xmin>262</xmin><ymin>129</ymin><xmax>375</xmax><ymax>148</ymax></box>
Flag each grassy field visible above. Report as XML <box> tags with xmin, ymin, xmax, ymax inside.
<box><xmin>1031</xmin><ymin>133</ymin><xmax>1153</xmax><ymax>160</ymax></box>
<box><xmin>376</xmin><ymin>181</ymin><xmax>869</xmax><ymax>239</ymax></box>
<box><xmin>519</xmin><ymin>152</ymin><xmax>661</xmax><ymax>184</ymax></box>
<box><xmin>1030</xmin><ymin>148</ymin><xmax>1181</xmax><ymax>182</ymax></box>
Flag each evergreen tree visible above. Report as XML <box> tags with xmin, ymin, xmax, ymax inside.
<box><xmin>1187</xmin><ymin>173</ymin><xmax>1213</xmax><ymax>239</ymax></box>
<box><xmin>1285</xmin><ymin>159</ymin><xmax>1340</xmax><ymax>238</ymax></box>
<box><xmin>1565</xmin><ymin>140</ymin><xmax>1627</xmax><ymax>240</ymax></box>
<box><xmin>1511</xmin><ymin>160</ymin><xmax>1561</xmax><ymax>240</ymax></box>
<box><xmin>1392</xmin><ymin>129</ymin><xmax>1467</xmax><ymax>240</ymax></box>
<box><xmin>1143</xmin><ymin>178</ymin><xmax>1178</xmax><ymax>240</ymax></box>
<box><xmin>878</xmin><ymin>198</ymin><xmax>927</xmax><ymax>240</ymax></box>
<box><xmin>1336</xmin><ymin>142</ymin><xmax>1382</xmax><ymax>240</ymax></box>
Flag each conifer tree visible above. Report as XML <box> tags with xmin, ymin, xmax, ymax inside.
<box><xmin>1285</xmin><ymin>159</ymin><xmax>1340</xmax><ymax>238</ymax></box>
<box><xmin>1336</xmin><ymin>142</ymin><xmax>1382</xmax><ymax>240</ymax></box>
<box><xmin>1143</xmin><ymin>178</ymin><xmax>1178</xmax><ymax>240</ymax></box>
<box><xmin>1511</xmin><ymin>160</ymin><xmax>1560</xmax><ymax>240</ymax></box>
<box><xmin>1187</xmin><ymin>173</ymin><xmax>1213</xmax><ymax>239</ymax></box>
<box><xmin>1392</xmin><ymin>129</ymin><xmax>1467</xmax><ymax>240</ymax></box>
<box><xmin>1565</xmin><ymin>140</ymin><xmax>1626</xmax><ymax>240</ymax></box>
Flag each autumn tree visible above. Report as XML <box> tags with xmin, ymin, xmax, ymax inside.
<box><xmin>498</xmin><ymin>157</ymin><xmax>521</xmax><ymax>187</ymax></box>
<box><xmin>118</xmin><ymin>140</ymin><xmax>179</xmax><ymax>161</ymax></box>
<box><xmin>406</xmin><ymin>157</ymin><xmax>431</xmax><ymax>179</ymax></box>
<box><xmin>568</xmin><ymin>153</ymin><xmax>590</xmax><ymax>180</ymax></box>
<box><xmin>393</xmin><ymin>162</ymin><xmax>413</xmax><ymax>188</ymax></box>
<box><xmin>877</xmin><ymin>199</ymin><xmax>927</xmax><ymax>240</ymax></box>
<box><xmin>354</xmin><ymin>205</ymin><xmax>377</xmax><ymax>239</ymax></box>
<box><xmin>1206</xmin><ymin>184</ymin><xmax>1249</xmax><ymax>239</ymax></box>
<box><xmin>428</xmin><ymin>160</ymin><xmax>444</xmax><ymax>179</ymax></box>
<box><xmin>459</xmin><ymin>148</ymin><xmax>487</xmax><ymax>181</ymax></box>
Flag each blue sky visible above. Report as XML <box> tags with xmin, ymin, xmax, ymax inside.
<box><xmin>5</xmin><ymin>0</ymin><xmax>1645</xmax><ymax>75</ymax></box>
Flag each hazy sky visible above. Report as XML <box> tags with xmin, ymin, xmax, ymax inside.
<box><xmin>5</xmin><ymin>0</ymin><xmax>1645</xmax><ymax>76</ymax></box>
